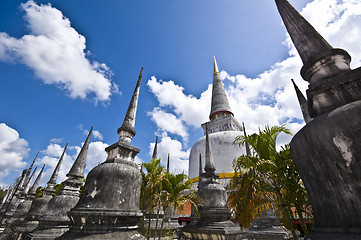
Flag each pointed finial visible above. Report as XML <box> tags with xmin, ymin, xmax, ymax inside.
<box><xmin>166</xmin><ymin>153</ymin><xmax>170</xmax><ymax>173</ymax></box>
<box><xmin>213</xmin><ymin>56</ymin><xmax>219</xmax><ymax>75</ymax></box>
<box><xmin>204</xmin><ymin>123</ymin><xmax>216</xmax><ymax>174</ymax></box>
<box><xmin>28</xmin><ymin>151</ymin><xmax>39</xmax><ymax>172</ymax></box>
<box><xmin>67</xmin><ymin>127</ymin><xmax>92</xmax><ymax>178</ymax></box>
<box><xmin>291</xmin><ymin>79</ymin><xmax>313</xmax><ymax>124</ymax></box>
<box><xmin>152</xmin><ymin>136</ymin><xmax>158</xmax><ymax>160</ymax></box>
<box><xmin>117</xmin><ymin>67</ymin><xmax>143</xmax><ymax>144</ymax></box>
<box><xmin>275</xmin><ymin>0</ymin><xmax>350</xmax><ymax>83</ymax></box>
<box><xmin>23</xmin><ymin>151</ymin><xmax>40</xmax><ymax>187</ymax></box>
<box><xmin>209</xmin><ymin>57</ymin><xmax>233</xmax><ymax>120</ymax></box>
<box><xmin>29</xmin><ymin>164</ymin><xmax>45</xmax><ymax>196</ymax></box>
<box><xmin>242</xmin><ymin>122</ymin><xmax>251</xmax><ymax>156</ymax></box>
<box><xmin>22</xmin><ymin>166</ymin><xmax>37</xmax><ymax>195</ymax></box>
<box><xmin>47</xmin><ymin>143</ymin><xmax>68</xmax><ymax>186</ymax></box>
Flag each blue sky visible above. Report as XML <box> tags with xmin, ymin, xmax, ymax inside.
<box><xmin>1</xmin><ymin>0</ymin><xmax>361</xmax><ymax>187</ymax></box>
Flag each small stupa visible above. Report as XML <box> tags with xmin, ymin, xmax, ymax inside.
<box><xmin>26</xmin><ymin>128</ymin><xmax>92</xmax><ymax>240</ymax></box>
<box><xmin>182</xmin><ymin>124</ymin><xmax>244</xmax><ymax>240</ymax></box>
<box><xmin>276</xmin><ymin>0</ymin><xmax>361</xmax><ymax>239</ymax></box>
<box><xmin>11</xmin><ymin>144</ymin><xmax>67</xmax><ymax>235</ymax></box>
<box><xmin>58</xmin><ymin>68</ymin><xmax>145</xmax><ymax>240</ymax></box>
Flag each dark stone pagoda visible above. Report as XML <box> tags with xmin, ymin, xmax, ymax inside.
<box><xmin>25</xmin><ymin>128</ymin><xmax>92</xmax><ymax>240</ymax></box>
<box><xmin>58</xmin><ymin>68</ymin><xmax>145</xmax><ymax>240</ymax></box>
<box><xmin>275</xmin><ymin>0</ymin><xmax>361</xmax><ymax>239</ymax></box>
<box><xmin>182</xmin><ymin>124</ymin><xmax>244</xmax><ymax>240</ymax></box>
<box><xmin>10</xmin><ymin>144</ymin><xmax>67</xmax><ymax>236</ymax></box>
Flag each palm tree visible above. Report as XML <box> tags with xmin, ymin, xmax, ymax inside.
<box><xmin>140</xmin><ymin>157</ymin><xmax>199</xmax><ymax>240</ymax></box>
<box><xmin>159</xmin><ymin>172</ymin><xmax>198</xmax><ymax>239</ymax></box>
<box><xmin>140</xmin><ymin>158</ymin><xmax>165</xmax><ymax>240</ymax></box>
<box><xmin>229</xmin><ymin>125</ymin><xmax>311</xmax><ymax>239</ymax></box>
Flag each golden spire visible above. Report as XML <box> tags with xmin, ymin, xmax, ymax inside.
<box><xmin>213</xmin><ymin>56</ymin><xmax>219</xmax><ymax>75</ymax></box>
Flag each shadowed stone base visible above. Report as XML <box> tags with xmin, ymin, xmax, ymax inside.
<box><xmin>182</xmin><ymin>221</ymin><xmax>246</xmax><ymax>240</ymax></box>
<box><xmin>9</xmin><ymin>220</ymin><xmax>40</xmax><ymax>237</ymax></box>
<box><xmin>304</xmin><ymin>230</ymin><xmax>361</xmax><ymax>240</ymax></box>
<box><xmin>56</xmin><ymin>208</ymin><xmax>145</xmax><ymax>240</ymax></box>
<box><xmin>25</xmin><ymin>224</ymin><xmax>69</xmax><ymax>240</ymax></box>
<box><xmin>57</xmin><ymin>229</ymin><xmax>145</xmax><ymax>240</ymax></box>
<box><xmin>247</xmin><ymin>210</ymin><xmax>289</xmax><ymax>240</ymax></box>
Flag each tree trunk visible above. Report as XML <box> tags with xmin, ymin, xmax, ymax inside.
<box><xmin>154</xmin><ymin>206</ymin><xmax>160</xmax><ymax>240</ymax></box>
<box><xmin>158</xmin><ymin>210</ymin><xmax>166</xmax><ymax>240</ymax></box>
<box><xmin>147</xmin><ymin>211</ymin><xmax>152</xmax><ymax>240</ymax></box>
<box><xmin>296</xmin><ymin>205</ymin><xmax>308</xmax><ymax>235</ymax></box>
<box><xmin>276</xmin><ymin>192</ymin><xmax>299</xmax><ymax>240</ymax></box>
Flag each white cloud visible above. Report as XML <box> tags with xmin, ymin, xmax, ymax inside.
<box><xmin>147</xmin><ymin>107</ymin><xmax>188</xmax><ymax>140</ymax></box>
<box><xmin>50</xmin><ymin>138</ymin><xmax>63</xmax><ymax>144</ymax></box>
<box><xmin>147</xmin><ymin>0</ymin><xmax>361</xmax><ymax>150</ymax></box>
<box><xmin>38</xmin><ymin>140</ymin><xmax>108</xmax><ymax>186</ymax></box>
<box><xmin>0</xmin><ymin>1</ymin><xmax>118</xmax><ymax>103</ymax></box>
<box><xmin>92</xmin><ymin>130</ymin><xmax>103</xmax><ymax>141</ymax></box>
<box><xmin>85</xmin><ymin>141</ymin><xmax>108</xmax><ymax>172</ymax></box>
<box><xmin>148</xmin><ymin>133</ymin><xmax>190</xmax><ymax>174</ymax></box>
<box><xmin>38</xmin><ymin>143</ymin><xmax>73</xmax><ymax>186</ymax></box>
<box><xmin>0</xmin><ymin>123</ymin><xmax>30</xmax><ymax>185</ymax></box>
<box><xmin>147</xmin><ymin>77</ymin><xmax>211</xmax><ymax>128</ymax></box>
<box><xmin>82</xmin><ymin>126</ymin><xmax>103</xmax><ymax>141</ymax></box>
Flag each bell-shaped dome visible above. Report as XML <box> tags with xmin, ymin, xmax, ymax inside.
<box><xmin>188</xmin><ymin>131</ymin><xmax>246</xmax><ymax>179</ymax></box>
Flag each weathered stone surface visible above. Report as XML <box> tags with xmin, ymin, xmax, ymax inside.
<box><xmin>182</xmin><ymin>125</ymin><xmax>244</xmax><ymax>240</ymax></box>
<box><xmin>57</xmin><ymin>69</ymin><xmax>145</xmax><ymax>240</ymax></box>
<box><xmin>291</xmin><ymin>100</ymin><xmax>361</xmax><ymax>239</ymax></box>
<box><xmin>26</xmin><ymin>129</ymin><xmax>92</xmax><ymax>240</ymax></box>
<box><xmin>247</xmin><ymin>210</ymin><xmax>289</xmax><ymax>240</ymax></box>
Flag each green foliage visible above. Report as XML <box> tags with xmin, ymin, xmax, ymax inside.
<box><xmin>140</xmin><ymin>157</ymin><xmax>197</xmax><ymax>240</ymax></box>
<box><xmin>35</xmin><ymin>187</ymin><xmax>43</xmax><ymax>198</ymax></box>
<box><xmin>52</xmin><ymin>183</ymin><xmax>63</xmax><ymax>196</ymax></box>
<box><xmin>229</xmin><ymin>125</ymin><xmax>312</xmax><ymax>239</ymax></box>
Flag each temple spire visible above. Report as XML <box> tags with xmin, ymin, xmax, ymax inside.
<box><xmin>28</xmin><ymin>151</ymin><xmax>39</xmax><ymax>173</ymax></box>
<box><xmin>29</xmin><ymin>164</ymin><xmax>45</xmax><ymax>196</ymax></box>
<box><xmin>22</xmin><ymin>166</ymin><xmax>37</xmax><ymax>195</ymax></box>
<box><xmin>291</xmin><ymin>79</ymin><xmax>313</xmax><ymax>124</ymax></box>
<box><xmin>275</xmin><ymin>0</ymin><xmax>350</xmax><ymax>84</ymax></box>
<box><xmin>118</xmin><ymin>67</ymin><xmax>143</xmax><ymax>144</ymax></box>
<box><xmin>152</xmin><ymin>136</ymin><xmax>158</xmax><ymax>160</ymax></box>
<box><xmin>67</xmin><ymin>127</ymin><xmax>92</xmax><ymax>178</ymax></box>
<box><xmin>48</xmin><ymin>143</ymin><xmax>68</xmax><ymax>186</ymax></box>
<box><xmin>213</xmin><ymin>56</ymin><xmax>219</xmax><ymax>75</ymax></box>
<box><xmin>24</xmin><ymin>151</ymin><xmax>39</xmax><ymax>186</ymax></box>
<box><xmin>242</xmin><ymin>122</ymin><xmax>251</xmax><ymax>156</ymax></box>
<box><xmin>204</xmin><ymin>124</ymin><xmax>216</xmax><ymax>175</ymax></box>
<box><xmin>209</xmin><ymin>57</ymin><xmax>233</xmax><ymax>120</ymax></box>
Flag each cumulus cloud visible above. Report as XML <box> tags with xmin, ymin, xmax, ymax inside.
<box><xmin>83</xmin><ymin>128</ymin><xmax>103</xmax><ymax>141</ymax></box>
<box><xmin>147</xmin><ymin>107</ymin><xmax>188</xmax><ymax>140</ymax></box>
<box><xmin>147</xmin><ymin>0</ymin><xmax>361</xmax><ymax>149</ymax></box>
<box><xmin>147</xmin><ymin>77</ymin><xmax>211</xmax><ymax>128</ymax></box>
<box><xmin>0</xmin><ymin>123</ymin><xmax>30</xmax><ymax>185</ymax></box>
<box><xmin>37</xmin><ymin>139</ymin><xmax>108</xmax><ymax>186</ymax></box>
<box><xmin>0</xmin><ymin>1</ymin><xmax>118</xmax><ymax>103</ymax></box>
<box><xmin>148</xmin><ymin>134</ymin><xmax>190</xmax><ymax>174</ymax></box>
<box><xmin>85</xmin><ymin>141</ymin><xmax>108</xmax><ymax>171</ymax></box>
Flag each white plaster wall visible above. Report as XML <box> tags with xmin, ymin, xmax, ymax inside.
<box><xmin>188</xmin><ymin>131</ymin><xmax>246</xmax><ymax>179</ymax></box>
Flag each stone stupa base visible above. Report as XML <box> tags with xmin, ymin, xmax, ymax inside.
<box><xmin>304</xmin><ymin>229</ymin><xmax>361</xmax><ymax>240</ymax></box>
<box><xmin>182</xmin><ymin>220</ymin><xmax>246</xmax><ymax>240</ymax></box>
<box><xmin>56</xmin><ymin>208</ymin><xmax>145</xmax><ymax>240</ymax></box>
<box><xmin>24</xmin><ymin>225</ymin><xmax>70</xmax><ymax>240</ymax></box>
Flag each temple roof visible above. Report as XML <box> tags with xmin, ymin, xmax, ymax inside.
<box><xmin>209</xmin><ymin>57</ymin><xmax>233</xmax><ymax>120</ymax></box>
